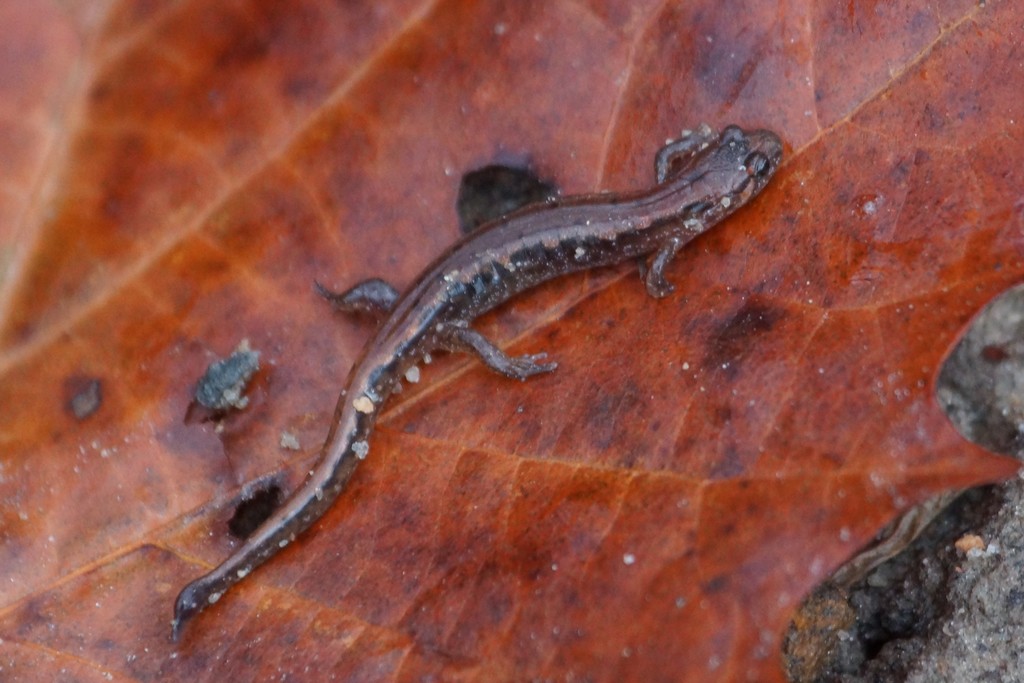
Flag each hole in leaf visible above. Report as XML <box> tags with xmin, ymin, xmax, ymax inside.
<box><xmin>228</xmin><ymin>484</ymin><xmax>283</xmax><ymax>539</ymax></box>
<box><xmin>785</xmin><ymin>284</ymin><xmax>1024</xmax><ymax>681</ymax></box>
<box><xmin>456</xmin><ymin>163</ymin><xmax>557</xmax><ymax>234</ymax></box>
<box><xmin>937</xmin><ymin>282</ymin><xmax>1024</xmax><ymax>455</ymax></box>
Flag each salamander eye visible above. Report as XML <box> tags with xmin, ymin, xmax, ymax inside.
<box><xmin>744</xmin><ymin>152</ymin><xmax>771</xmax><ymax>178</ymax></box>
<box><xmin>721</xmin><ymin>125</ymin><xmax>745</xmax><ymax>143</ymax></box>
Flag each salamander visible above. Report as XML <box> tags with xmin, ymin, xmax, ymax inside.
<box><xmin>171</xmin><ymin>123</ymin><xmax>783</xmax><ymax>639</ymax></box>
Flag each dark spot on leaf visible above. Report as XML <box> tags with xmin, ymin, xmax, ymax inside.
<box><xmin>64</xmin><ymin>376</ymin><xmax>102</xmax><ymax>420</ymax></box>
<box><xmin>709</xmin><ymin>445</ymin><xmax>746</xmax><ymax>479</ymax></box>
<box><xmin>215</xmin><ymin>31</ymin><xmax>270</xmax><ymax>69</ymax></box>
<box><xmin>704</xmin><ymin>300</ymin><xmax>784</xmax><ymax>374</ymax></box>
<box><xmin>702</xmin><ymin>575</ymin><xmax>729</xmax><ymax>594</ymax></box>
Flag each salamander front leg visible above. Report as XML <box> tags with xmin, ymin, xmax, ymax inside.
<box><xmin>642</xmin><ymin>236</ymin><xmax>683</xmax><ymax>298</ymax></box>
<box><xmin>316</xmin><ymin>278</ymin><xmax>399</xmax><ymax>316</ymax></box>
<box><xmin>655</xmin><ymin>124</ymin><xmax>717</xmax><ymax>183</ymax></box>
<box><xmin>445</xmin><ymin>325</ymin><xmax>558</xmax><ymax>380</ymax></box>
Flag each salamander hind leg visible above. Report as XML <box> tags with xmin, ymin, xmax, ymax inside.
<box><xmin>642</xmin><ymin>236</ymin><xmax>683</xmax><ymax>298</ymax></box>
<box><xmin>445</xmin><ymin>325</ymin><xmax>557</xmax><ymax>381</ymax></box>
<box><xmin>655</xmin><ymin>123</ymin><xmax>717</xmax><ymax>183</ymax></box>
<box><xmin>316</xmin><ymin>278</ymin><xmax>399</xmax><ymax>316</ymax></box>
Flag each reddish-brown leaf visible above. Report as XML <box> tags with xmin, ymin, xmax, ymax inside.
<box><xmin>1</xmin><ymin>1</ymin><xmax>1021</xmax><ymax>680</ymax></box>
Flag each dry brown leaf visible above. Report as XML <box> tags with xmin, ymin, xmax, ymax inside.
<box><xmin>1</xmin><ymin>1</ymin><xmax>1021</xmax><ymax>680</ymax></box>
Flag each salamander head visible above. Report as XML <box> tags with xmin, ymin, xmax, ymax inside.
<box><xmin>672</xmin><ymin>125</ymin><xmax>784</xmax><ymax>227</ymax></box>
<box><xmin>712</xmin><ymin>125</ymin><xmax>782</xmax><ymax>214</ymax></box>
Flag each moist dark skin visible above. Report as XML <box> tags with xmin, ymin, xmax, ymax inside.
<box><xmin>171</xmin><ymin>124</ymin><xmax>783</xmax><ymax>640</ymax></box>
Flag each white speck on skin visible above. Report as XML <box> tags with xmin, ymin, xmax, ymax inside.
<box><xmin>208</xmin><ymin>592</ymin><xmax>222</xmax><ymax>604</ymax></box>
<box><xmin>720</xmin><ymin>196</ymin><xmax>731</xmax><ymax>208</ymax></box>
<box><xmin>352</xmin><ymin>440</ymin><xmax>370</xmax><ymax>460</ymax></box>
<box><xmin>405</xmin><ymin>366</ymin><xmax>420</xmax><ymax>383</ymax></box>
<box><xmin>575</xmin><ymin>246</ymin><xmax>586</xmax><ymax>259</ymax></box>
<box><xmin>623</xmin><ymin>553</ymin><xmax>636</xmax><ymax>566</ymax></box>
<box><xmin>353</xmin><ymin>396</ymin><xmax>375</xmax><ymax>413</ymax></box>
<box><xmin>424</xmin><ymin>353</ymin><xmax>433</xmax><ymax>364</ymax></box>
<box><xmin>236</xmin><ymin>568</ymin><xmax>250</xmax><ymax>579</ymax></box>
<box><xmin>279</xmin><ymin>539</ymin><xmax>289</xmax><ymax>548</ymax></box>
